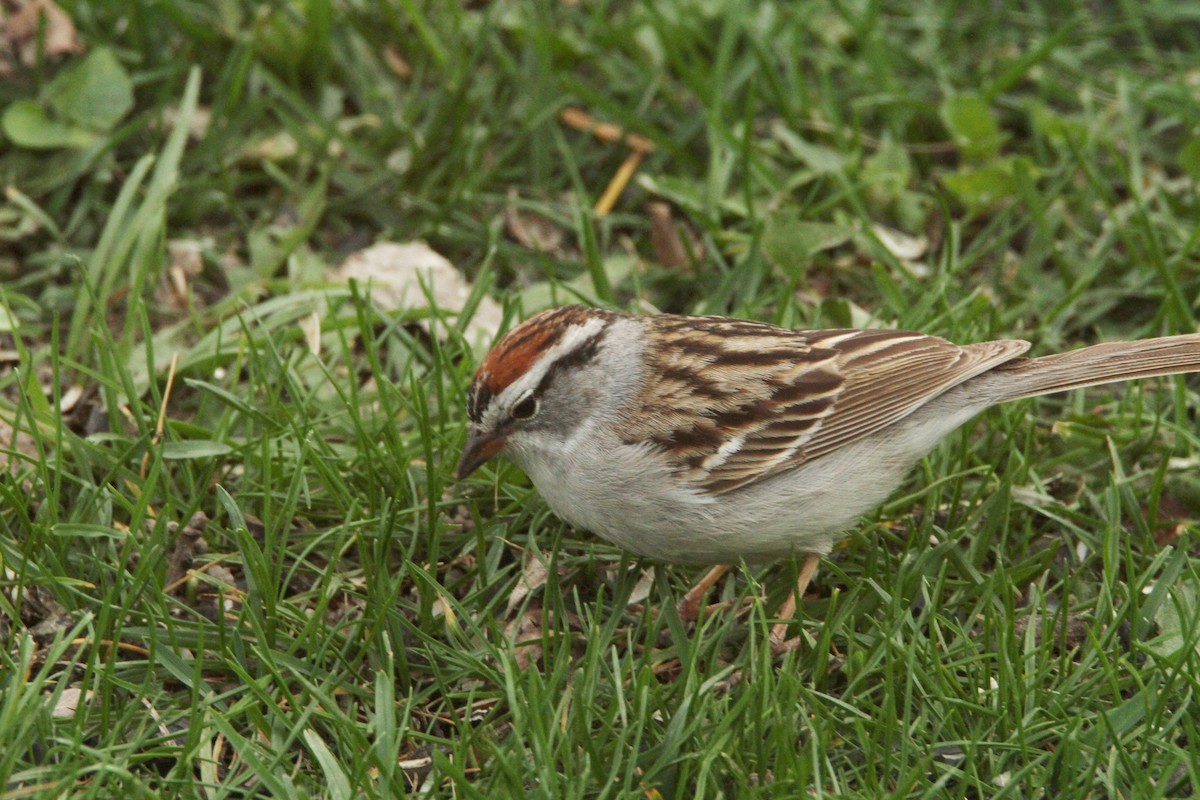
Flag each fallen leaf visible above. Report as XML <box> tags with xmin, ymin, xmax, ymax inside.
<box><xmin>505</xmin><ymin>554</ymin><xmax>550</xmax><ymax>618</ymax></box>
<box><xmin>240</xmin><ymin>131</ymin><xmax>299</xmax><ymax>163</ymax></box>
<box><xmin>1012</xmin><ymin>611</ymin><xmax>1091</xmax><ymax>654</ymax></box>
<box><xmin>0</xmin><ymin>414</ymin><xmax>39</xmax><ymax>474</ymax></box>
<box><xmin>627</xmin><ymin>568</ymin><xmax>655</xmax><ymax>607</ymax></box>
<box><xmin>57</xmin><ymin>383</ymin><xmax>83</xmax><ymax>412</ymax></box>
<box><xmin>162</xmin><ymin>104</ymin><xmax>212</xmax><ymax>141</ymax></box>
<box><xmin>508</xmin><ymin>607</ymin><xmax>544</xmax><ymax>670</ymax></box>
<box><xmin>334</xmin><ymin>241</ymin><xmax>503</xmax><ymax>348</ymax></box>
<box><xmin>3</xmin><ymin>0</ymin><xmax>82</xmax><ymax>72</ymax></box>
<box><xmin>299</xmin><ymin>309</ymin><xmax>321</xmax><ymax>356</ymax></box>
<box><xmin>164</xmin><ymin>511</ymin><xmax>210</xmax><ymax>594</ymax></box>
<box><xmin>505</xmin><ymin>192</ymin><xmax>568</xmax><ymax>255</ymax></box>
<box><xmin>383</xmin><ymin>47</ymin><xmax>412</xmax><ymax>78</ymax></box>
<box><xmin>155</xmin><ymin>238</ymin><xmax>208</xmax><ymax>311</ymax></box>
<box><xmin>647</xmin><ymin>202</ymin><xmax>702</xmax><ymax>268</ymax></box>
<box><xmin>51</xmin><ymin>686</ymin><xmax>88</xmax><ymax>718</ymax></box>
<box><xmin>871</xmin><ymin>224</ymin><xmax>928</xmax><ymax>262</ymax></box>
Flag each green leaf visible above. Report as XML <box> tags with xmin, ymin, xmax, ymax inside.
<box><xmin>861</xmin><ymin>141</ymin><xmax>912</xmax><ymax>203</ymax></box>
<box><xmin>1178</xmin><ymin>138</ymin><xmax>1200</xmax><ymax>182</ymax></box>
<box><xmin>940</xmin><ymin>94</ymin><xmax>1006</xmax><ymax>160</ymax></box>
<box><xmin>1151</xmin><ymin>582</ymin><xmax>1200</xmax><ymax>658</ymax></box>
<box><xmin>46</xmin><ymin>47</ymin><xmax>134</xmax><ymax>131</ymax></box>
<box><xmin>1028</xmin><ymin>101</ymin><xmax>1089</xmax><ymax>147</ymax></box>
<box><xmin>941</xmin><ymin>156</ymin><xmax>1034</xmax><ymax>211</ymax></box>
<box><xmin>303</xmin><ymin>729</ymin><xmax>353</xmax><ymax>800</ymax></box>
<box><xmin>520</xmin><ymin>255</ymin><xmax>637</xmax><ymax>311</ymax></box>
<box><xmin>1</xmin><ymin>100</ymin><xmax>98</xmax><ymax>149</ymax></box>
<box><xmin>161</xmin><ymin>440</ymin><xmax>235</xmax><ymax>460</ymax></box>
<box><xmin>1164</xmin><ymin>473</ymin><xmax>1200</xmax><ymax>514</ymax></box>
<box><xmin>0</xmin><ymin>303</ymin><xmax>18</xmax><ymax>332</ymax></box>
<box><xmin>762</xmin><ymin>209</ymin><xmax>853</xmax><ymax>276</ymax></box>
<box><xmin>772</xmin><ymin>123</ymin><xmax>848</xmax><ymax>173</ymax></box>
<box><xmin>52</xmin><ymin>524</ymin><xmax>127</xmax><ymax>540</ymax></box>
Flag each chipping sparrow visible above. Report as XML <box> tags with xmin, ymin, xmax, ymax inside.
<box><xmin>457</xmin><ymin>305</ymin><xmax>1200</xmax><ymax>645</ymax></box>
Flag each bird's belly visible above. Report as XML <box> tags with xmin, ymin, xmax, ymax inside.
<box><xmin>519</xmin><ymin>446</ymin><xmax>892</xmax><ymax>565</ymax></box>
<box><xmin>516</xmin><ymin>401</ymin><xmax>979</xmax><ymax>565</ymax></box>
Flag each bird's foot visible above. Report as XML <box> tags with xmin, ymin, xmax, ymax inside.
<box><xmin>769</xmin><ymin>627</ymin><xmax>803</xmax><ymax>656</ymax></box>
<box><xmin>676</xmin><ymin>594</ymin><xmax>703</xmax><ymax>625</ymax></box>
<box><xmin>675</xmin><ymin>564</ymin><xmax>731</xmax><ymax>624</ymax></box>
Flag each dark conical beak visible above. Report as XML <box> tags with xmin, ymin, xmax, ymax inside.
<box><xmin>455</xmin><ymin>427</ymin><xmax>506</xmax><ymax>479</ymax></box>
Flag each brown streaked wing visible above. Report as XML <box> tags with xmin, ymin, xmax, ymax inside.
<box><xmin>620</xmin><ymin>317</ymin><xmax>840</xmax><ymax>493</ymax></box>
<box><xmin>626</xmin><ymin>318</ymin><xmax>1030</xmax><ymax>495</ymax></box>
<box><xmin>784</xmin><ymin>331</ymin><xmax>1031</xmax><ymax>468</ymax></box>
<box><xmin>689</xmin><ymin>363</ymin><xmax>844</xmax><ymax>494</ymax></box>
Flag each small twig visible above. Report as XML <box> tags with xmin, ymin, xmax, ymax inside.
<box><xmin>70</xmin><ymin>638</ymin><xmax>152</xmax><ymax>658</ymax></box>
<box><xmin>140</xmin><ymin>352</ymin><xmax>180</xmax><ymax>477</ymax></box>
<box><xmin>594</xmin><ymin>150</ymin><xmax>644</xmax><ymax>217</ymax></box>
<box><xmin>559</xmin><ymin>107</ymin><xmax>654</xmax><ymax>217</ymax></box>
<box><xmin>559</xmin><ymin>107</ymin><xmax>655</xmax><ymax>154</ymax></box>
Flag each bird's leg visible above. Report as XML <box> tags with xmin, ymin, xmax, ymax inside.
<box><xmin>769</xmin><ymin>553</ymin><xmax>821</xmax><ymax>653</ymax></box>
<box><xmin>676</xmin><ymin>564</ymin><xmax>730</xmax><ymax>623</ymax></box>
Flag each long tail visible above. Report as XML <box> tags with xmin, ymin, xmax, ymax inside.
<box><xmin>976</xmin><ymin>334</ymin><xmax>1200</xmax><ymax>403</ymax></box>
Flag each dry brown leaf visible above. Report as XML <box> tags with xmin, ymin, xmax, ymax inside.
<box><xmin>712</xmin><ymin>669</ymin><xmax>743</xmax><ymax>693</ymax></box>
<box><xmin>57</xmin><ymin>383</ymin><xmax>83</xmax><ymax>413</ymax></box>
<box><xmin>505</xmin><ymin>192</ymin><xmax>568</xmax><ymax>255</ymax></box>
<box><xmin>298</xmin><ymin>309</ymin><xmax>321</xmax><ymax>356</ymax></box>
<box><xmin>1011</xmin><ymin>612</ymin><xmax>1091</xmax><ymax>654</ymax></box>
<box><xmin>627</xmin><ymin>568</ymin><xmax>655</xmax><ymax>607</ymax></box>
<box><xmin>240</xmin><ymin>131</ymin><xmax>299</xmax><ymax>163</ymax></box>
<box><xmin>559</xmin><ymin>107</ymin><xmax>655</xmax><ymax>154</ymax></box>
<box><xmin>383</xmin><ymin>46</ymin><xmax>412</xmax><ymax>78</ymax></box>
<box><xmin>2</xmin><ymin>0</ymin><xmax>81</xmax><ymax>71</ymax></box>
<box><xmin>872</xmin><ymin>224</ymin><xmax>929</xmax><ymax>276</ymax></box>
<box><xmin>154</xmin><ymin>238</ymin><xmax>208</xmax><ymax>311</ymax></box>
<box><xmin>508</xmin><ymin>607</ymin><xmax>544</xmax><ymax>670</ymax></box>
<box><xmin>647</xmin><ymin>202</ymin><xmax>703</xmax><ymax>268</ymax></box>
<box><xmin>0</xmin><ymin>414</ymin><xmax>39</xmax><ymax>474</ymax></box>
<box><xmin>162</xmin><ymin>104</ymin><xmax>212</xmax><ymax>141</ymax></box>
<box><xmin>334</xmin><ymin>241</ymin><xmax>503</xmax><ymax>349</ymax></box>
<box><xmin>651</xmin><ymin>657</ymin><xmax>681</xmax><ymax>680</ymax></box>
<box><xmin>51</xmin><ymin>687</ymin><xmax>88</xmax><ymax>719</ymax></box>
<box><xmin>505</xmin><ymin>554</ymin><xmax>550</xmax><ymax>618</ymax></box>
<box><xmin>164</xmin><ymin>511</ymin><xmax>210</xmax><ymax>594</ymax></box>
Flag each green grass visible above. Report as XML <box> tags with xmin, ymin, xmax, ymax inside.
<box><xmin>2</xmin><ymin>1</ymin><xmax>1200</xmax><ymax>797</ymax></box>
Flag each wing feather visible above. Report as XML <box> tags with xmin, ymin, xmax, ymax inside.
<box><xmin>621</xmin><ymin>317</ymin><xmax>1030</xmax><ymax>495</ymax></box>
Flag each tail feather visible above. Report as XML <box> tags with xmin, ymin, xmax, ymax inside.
<box><xmin>979</xmin><ymin>334</ymin><xmax>1200</xmax><ymax>403</ymax></box>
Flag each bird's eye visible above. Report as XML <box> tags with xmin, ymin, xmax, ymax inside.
<box><xmin>511</xmin><ymin>395</ymin><xmax>539</xmax><ymax>420</ymax></box>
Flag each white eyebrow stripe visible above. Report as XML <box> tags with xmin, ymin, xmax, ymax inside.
<box><xmin>481</xmin><ymin>316</ymin><xmax>608</xmax><ymax>427</ymax></box>
<box><xmin>546</xmin><ymin>316</ymin><xmax>607</xmax><ymax>365</ymax></box>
